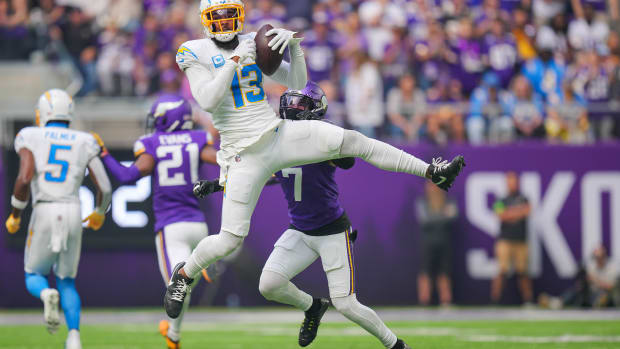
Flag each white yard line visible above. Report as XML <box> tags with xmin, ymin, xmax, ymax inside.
<box><xmin>1</xmin><ymin>308</ymin><xmax>619</xmax><ymax>325</ymax></box>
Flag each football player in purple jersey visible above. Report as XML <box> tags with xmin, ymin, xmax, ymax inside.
<box><xmin>92</xmin><ymin>94</ymin><xmax>217</xmax><ymax>349</ymax></box>
<box><xmin>193</xmin><ymin>82</ymin><xmax>411</xmax><ymax>349</ymax></box>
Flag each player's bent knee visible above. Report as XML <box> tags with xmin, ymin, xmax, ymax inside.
<box><xmin>258</xmin><ymin>271</ymin><xmax>288</xmax><ymax>300</ymax></box>
<box><xmin>218</xmin><ymin>231</ymin><xmax>245</xmax><ymax>256</ymax></box>
<box><xmin>331</xmin><ymin>294</ymin><xmax>358</xmax><ymax>315</ymax></box>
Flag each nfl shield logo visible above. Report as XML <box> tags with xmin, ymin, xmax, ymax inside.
<box><xmin>235</xmin><ymin>154</ymin><xmax>241</xmax><ymax>162</ymax></box>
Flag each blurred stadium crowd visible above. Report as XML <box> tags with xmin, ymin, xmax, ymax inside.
<box><xmin>2</xmin><ymin>0</ymin><xmax>620</xmax><ymax>144</ymax></box>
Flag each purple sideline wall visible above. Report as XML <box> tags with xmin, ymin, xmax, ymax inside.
<box><xmin>1</xmin><ymin>143</ymin><xmax>619</xmax><ymax>308</ymax></box>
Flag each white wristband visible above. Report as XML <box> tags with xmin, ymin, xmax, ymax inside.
<box><xmin>11</xmin><ymin>195</ymin><xmax>28</xmax><ymax>210</ymax></box>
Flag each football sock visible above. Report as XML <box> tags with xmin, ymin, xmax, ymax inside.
<box><xmin>184</xmin><ymin>231</ymin><xmax>244</xmax><ymax>278</ymax></box>
<box><xmin>25</xmin><ymin>273</ymin><xmax>49</xmax><ymax>299</ymax></box>
<box><xmin>56</xmin><ymin>277</ymin><xmax>81</xmax><ymax>330</ymax></box>
<box><xmin>167</xmin><ymin>294</ymin><xmax>190</xmax><ymax>341</ymax></box>
<box><xmin>259</xmin><ymin>270</ymin><xmax>313</xmax><ymax>311</ymax></box>
<box><xmin>340</xmin><ymin>130</ymin><xmax>429</xmax><ymax>178</ymax></box>
<box><xmin>331</xmin><ymin>294</ymin><xmax>397</xmax><ymax>348</ymax></box>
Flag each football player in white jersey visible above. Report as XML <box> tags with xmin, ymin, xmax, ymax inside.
<box><xmin>166</xmin><ymin>2</ymin><xmax>466</xmax><ymax>343</ymax></box>
<box><xmin>5</xmin><ymin>89</ymin><xmax>111</xmax><ymax>349</ymax></box>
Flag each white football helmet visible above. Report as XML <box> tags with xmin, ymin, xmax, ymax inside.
<box><xmin>35</xmin><ymin>89</ymin><xmax>75</xmax><ymax>127</ymax></box>
<box><xmin>199</xmin><ymin>0</ymin><xmax>245</xmax><ymax>42</ymax></box>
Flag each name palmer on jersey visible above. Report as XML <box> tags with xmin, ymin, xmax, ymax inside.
<box><xmin>14</xmin><ymin>127</ymin><xmax>101</xmax><ymax>204</ymax></box>
<box><xmin>176</xmin><ymin>33</ymin><xmax>283</xmax><ymax>162</ymax></box>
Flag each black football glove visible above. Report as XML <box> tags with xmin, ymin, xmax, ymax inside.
<box><xmin>193</xmin><ymin>179</ymin><xmax>224</xmax><ymax>199</ymax></box>
<box><xmin>426</xmin><ymin>155</ymin><xmax>466</xmax><ymax>191</ymax></box>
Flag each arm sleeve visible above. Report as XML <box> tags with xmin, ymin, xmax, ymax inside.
<box><xmin>88</xmin><ymin>156</ymin><xmax>112</xmax><ymax>214</ymax></box>
<box><xmin>184</xmin><ymin>62</ymin><xmax>240</xmax><ymax>112</ymax></box>
<box><xmin>269</xmin><ymin>44</ymin><xmax>308</xmax><ymax>90</ymax></box>
<box><xmin>101</xmin><ymin>154</ymin><xmax>143</xmax><ymax>184</ymax></box>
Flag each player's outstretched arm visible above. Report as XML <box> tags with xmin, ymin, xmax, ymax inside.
<box><xmin>92</xmin><ymin>132</ymin><xmax>154</xmax><ymax>184</ymax></box>
<box><xmin>5</xmin><ymin>148</ymin><xmax>34</xmax><ymax>234</ymax></box>
<box><xmin>267</xmin><ymin>28</ymin><xmax>307</xmax><ymax>90</ymax></box>
<box><xmin>178</xmin><ymin>42</ymin><xmax>254</xmax><ymax>112</ymax></box>
<box><xmin>83</xmin><ymin>157</ymin><xmax>112</xmax><ymax>230</ymax></box>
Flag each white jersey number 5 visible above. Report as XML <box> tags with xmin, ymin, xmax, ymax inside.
<box><xmin>281</xmin><ymin>167</ymin><xmax>302</xmax><ymax>202</ymax></box>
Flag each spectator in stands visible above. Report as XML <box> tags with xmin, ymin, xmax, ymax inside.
<box><xmin>468</xmin><ymin>72</ymin><xmax>514</xmax><ymax>144</ymax></box>
<box><xmin>301</xmin><ymin>12</ymin><xmax>340</xmax><ymax>83</ymax></box>
<box><xmin>536</xmin><ymin>13</ymin><xmax>569</xmax><ymax>60</ymax></box>
<box><xmin>159</xmin><ymin>4</ymin><xmax>193</xmax><ymax>54</ymax></box>
<box><xmin>337</xmin><ymin>12</ymin><xmax>368</xmax><ymax>78</ymax></box>
<box><xmin>546</xmin><ymin>85</ymin><xmax>590</xmax><ymax>144</ymax></box>
<box><xmin>0</xmin><ymin>0</ymin><xmax>31</xmax><ymax>60</ymax></box>
<box><xmin>511</xmin><ymin>5</ymin><xmax>538</xmax><ymax>61</ymax></box>
<box><xmin>416</xmin><ymin>180</ymin><xmax>458</xmax><ymax>307</ymax></box>
<box><xmin>387</xmin><ymin>73</ymin><xmax>426</xmax><ymax>141</ymax></box>
<box><xmin>425</xmin><ymin>103</ymin><xmax>465</xmax><ymax>145</ymax></box>
<box><xmin>483</xmin><ymin>19</ymin><xmax>518</xmax><ymax>88</ymax></box>
<box><xmin>382</xmin><ymin>22</ymin><xmax>415</xmax><ymax>91</ymax></box>
<box><xmin>539</xmin><ymin>246</ymin><xmax>619</xmax><ymax>309</ymax></box>
<box><xmin>345</xmin><ymin>50</ymin><xmax>384</xmax><ymax>138</ymax></box>
<box><xmin>450</xmin><ymin>17</ymin><xmax>484</xmax><ymax>95</ymax></box>
<box><xmin>491</xmin><ymin>171</ymin><xmax>533</xmax><ymax>306</ymax></box>
<box><xmin>96</xmin><ymin>23</ymin><xmax>134</xmax><ymax>96</ymax></box>
<box><xmin>503</xmin><ymin>75</ymin><xmax>546</xmax><ymax>139</ymax></box>
<box><xmin>568</xmin><ymin>0</ymin><xmax>609</xmax><ymax>53</ymax></box>
<box><xmin>532</xmin><ymin>0</ymin><xmax>565</xmax><ymax>26</ymax></box>
<box><xmin>54</xmin><ymin>6</ymin><xmax>98</xmax><ymax>96</ymax></box>
<box><xmin>319</xmin><ymin>80</ymin><xmax>346</xmax><ymax>127</ymax></box>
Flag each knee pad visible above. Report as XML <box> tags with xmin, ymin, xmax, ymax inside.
<box><xmin>331</xmin><ymin>294</ymin><xmax>358</xmax><ymax>315</ymax></box>
<box><xmin>340</xmin><ymin>130</ymin><xmax>367</xmax><ymax>158</ymax></box>
<box><xmin>258</xmin><ymin>271</ymin><xmax>288</xmax><ymax>300</ymax></box>
<box><xmin>217</xmin><ymin>231</ymin><xmax>244</xmax><ymax>258</ymax></box>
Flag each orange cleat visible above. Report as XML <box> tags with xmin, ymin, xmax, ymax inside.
<box><xmin>159</xmin><ymin>320</ymin><xmax>180</xmax><ymax>349</ymax></box>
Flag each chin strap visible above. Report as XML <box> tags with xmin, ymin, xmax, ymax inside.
<box><xmin>212</xmin><ymin>35</ymin><xmax>239</xmax><ymax>50</ymax></box>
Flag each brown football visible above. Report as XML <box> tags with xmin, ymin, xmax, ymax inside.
<box><xmin>255</xmin><ymin>24</ymin><xmax>282</xmax><ymax>76</ymax></box>
<box><xmin>255</xmin><ymin>24</ymin><xmax>304</xmax><ymax>76</ymax></box>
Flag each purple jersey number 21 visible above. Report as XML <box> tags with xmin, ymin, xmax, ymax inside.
<box><xmin>156</xmin><ymin>143</ymin><xmax>199</xmax><ymax>187</ymax></box>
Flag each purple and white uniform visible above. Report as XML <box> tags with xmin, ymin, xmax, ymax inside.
<box><xmin>274</xmin><ymin>162</ymin><xmax>349</xmax><ymax>235</ymax></box>
<box><xmin>101</xmin><ymin>94</ymin><xmax>212</xmax><ymax>284</ymax></box>
<box><xmin>134</xmin><ymin>129</ymin><xmax>211</xmax><ymax>283</ymax></box>
<box><xmin>133</xmin><ymin>130</ymin><xmax>208</xmax><ymax>232</ymax></box>
<box><xmin>265</xmin><ymin>160</ymin><xmax>356</xmax><ymax>298</ymax></box>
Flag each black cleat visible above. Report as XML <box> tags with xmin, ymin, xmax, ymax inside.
<box><xmin>164</xmin><ymin>262</ymin><xmax>193</xmax><ymax>319</ymax></box>
<box><xmin>391</xmin><ymin>339</ymin><xmax>411</xmax><ymax>349</ymax></box>
<box><xmin>427</xmin><ymin>155</ymin><xmax>466</xmax><ymax>191</ymax></box>
<box><xmin>298</xmin><ymin>298</ymin><xmax>330</xmax><ymax>347</ymax></box>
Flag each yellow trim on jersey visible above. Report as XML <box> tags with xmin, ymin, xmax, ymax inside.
<box><xmin>345</xmin><ymin>228</ymin><xmax>355</xmax><ymax>295</ymax></box>
<box><xmin>26</xmin><ymin>230</ymin><xmax>34</xmax><ymax>248</ymax></box>
<box><xmin>134</xmin><ymin>148</ymin><xmax>146</xmax><ymax>158</ymax></box>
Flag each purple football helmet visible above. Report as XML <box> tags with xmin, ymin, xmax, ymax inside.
<box><xmin>146</xmin><ymin>94</ymin><xmax>193</xmax><ymax>133</ymax></box>
<box><xmin>279</xmin><ymin>81</ymin><xmax>328</xmax><ymax>120</ymax></box>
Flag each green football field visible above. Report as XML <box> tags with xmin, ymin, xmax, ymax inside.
<box><xmin>2</xmin><ymin>319</ymin><xmax>620</xmax><ymax>348</ymax></box>
<box><xmin>2</xmin><ymin>308</ymin><xmax>620</xmax><ymax>348</ymax></box>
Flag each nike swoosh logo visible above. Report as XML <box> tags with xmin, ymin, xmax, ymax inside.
<box><xmin>436</xmin><ymin>176</ymin><xmax>447</xmax><ymax>185</ymax></box>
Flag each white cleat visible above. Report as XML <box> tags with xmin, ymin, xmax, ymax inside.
<box><xmin>40</xmin><ymin>288</ymin><xmax>60</xmax><ymax>334</ymax></box>
<box><xmin>65</xmin><ymin>329</ymin><xmax>82</xmax><ymax>349</ymax></box>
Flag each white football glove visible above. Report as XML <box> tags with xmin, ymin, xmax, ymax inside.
<box><xmin>266</xmin><ymin>28</ymin><xmax>303</xmax><ymax>55</ymax></box>
<box><xmin>229</xmin><ymin>39</ymin><xmax>256</xmax><ymax>63</ymax></box>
